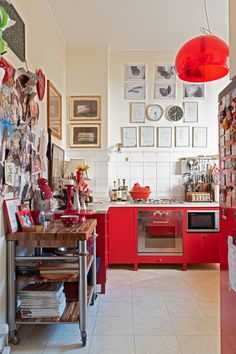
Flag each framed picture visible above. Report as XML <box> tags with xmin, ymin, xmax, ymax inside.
<box><xmin>124</xmin><ymin>83</ymin><xmax>146</xmax><ymax>100</ymax></box>
<box><xmin>3</xmin><ymin>198</ymin><xmax>20</xmax><ymax>234</ymax></box>
<box><xmin>155</xmin><ymin>65</ymin><xmax>176</xmax><ymax>81</ymax></box>
<box><xmin>193</xmin><ymin>127</ymin><xmax>207</xmax><ymax>147</ymax></box>
<box><xmin>122</xmin><ymin>127</ymin><xmax>137</xmax><ymax>147</ymax></box>
<box><xmin>183</xmin><ymin>83</ymin><xmax>205</xmax><ymax>99</ymax></box>
<box><xmin>125</xmin><ymin>64</ymin><xmax>146</xmax><ymax>80</ymax></box>
<box><xmin>70</xmin><ymin>123</ymin><xmax>101</xmax><ymax>148</ymax></box>
<box><xmin>5</xmin><ymin>162</ymin><xmax>16</xmax><ymax>186</ymax></box>
<box><xmin>69</xmin><ymin>96</ymin><xmax>100</xmax><ymax>121</ymax></box>
<box><xmin>154</xmin><ymin>83</ymin><xmax>176</xmax><ymax>99</ymax></box>
<box><xmin>47</xmin><ymin>80</ymin><xmax>62</xmax><ymax>140</ymax></box>
<box><xmin>130</xmin><ymin>102</ymin><xmax>145</xmax><ymax>123</ymax></box>
<box><xmin>140</xmin><ymin>126</ymin><xmax>154</xmax><ymax>147</ymax></box>
<box><xmin>175</xmin><ymin>126</ymin><xmax>190</xmax><ymax>147</ymax></box>
<box><xmin>17</xmin><ymin>210</ymin><xmax>34</xmax><ymax>229</ymax></box>
<box><xmin>158</xmin><ymin>127</ymin><xmax>172</xmax><ymax>147</ymax></box>
<box><xmin>48</xmin><ymin>143</ymin><xmax>65</xmax><ymax>189</ymax></box>
<box><xmin>184</xmin><ymin>101</ymin><xmax>198</xmax><ymax>122</ymax></box>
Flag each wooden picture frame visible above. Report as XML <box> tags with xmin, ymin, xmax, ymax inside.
<box><xmin>48</xmin><ymin>143</ymin><xmax>65</xmax><ymax>189</ymax></box>
<box><xmin>158</xmin><ymin>127</ymin><xmax>172</xmax><ymax>147</ymax></box>
<box><xmin>17</xmin><ymin>210</ymin><xmax>34</xmax><ymax>229</ymax></box>
<box><xmin>130</xmin><ymin>102</ymin><xmax>145</xmax><ymax>123</ymax></box>
<box><xmin>193</xmin><ymin>127</ymin><xmax>207</xmax><ymax>148</ymax></box>
<box><xmin>175</xmin><ymin>126</ymin><xmax>190</xmax><ymax>147</ymax></box>
<box><xmin>122</xmin><ymin>127</ymin><xmax>137</xmax><ymax>147</ymax></box>
<box><xmin>184</xmin><ymin>101</ymin><xmax>198</xmax><ymax>122</ymax></box>
<box><xmin>3</xmin><ymin>198</ymin><xmax>20</xmax><ymax>234</ymax></box>
<box><xmin>47</xmin><ymin>80</ymin><xmax>62</xmax><ymax>140</ymax></box>
<box><xmin>69</xmin><ymin>96</ymin><xmax>101</xmax><ymax>121</ymax></box>
<box><xmin>140</xmin><ymin>126</ymin><xmax>154</xmax><ymax>147</ymax></box>
<box><xmin>70</xmin><ymin>123</ymin><xmax>101</xmax><ymax>148</ymax></box>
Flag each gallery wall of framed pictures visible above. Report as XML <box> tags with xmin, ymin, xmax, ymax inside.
<box><xmin>68</xmin><ymin>96</ymin><xmax>101</xmax><ymax>148</ymax></box>
<box><xmin>121</xmin><ymin>63</ymin><xmax>208</xmax><ymax>149</ymax></box>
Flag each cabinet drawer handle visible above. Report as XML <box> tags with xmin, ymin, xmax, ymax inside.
<box><xmin>152</xmin><ymin>221</ymin><xmax>168</xmax><ymax>224</ymax></box>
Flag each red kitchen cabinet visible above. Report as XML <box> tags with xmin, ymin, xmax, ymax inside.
<box><xmin>185</xmin><ymin>232</ymin><xmax>219</xmax><ymax>264</ymax></box>
<box><xmin>108</xmin><ymin>207</ymin><xmax>135</xmax><ymax>264</ymax></box>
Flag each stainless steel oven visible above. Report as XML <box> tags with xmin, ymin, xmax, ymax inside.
<box><xmin>187</xmin><ymin>210</ymin><xmax>219</xmax><ymax>232</ymax></box>
<box><xmin>138</xmin><ymin>210</ymin><xmax>183</xmax><ymax>254</ymax></box>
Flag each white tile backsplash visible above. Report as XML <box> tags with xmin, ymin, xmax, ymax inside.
<box><xmin>65</xmin><ymin>148</ymin><xmax>206</xmax><ymax>201</ymax></box>
<box><xmin>130</xmin><ymin>163</ymin><xmax>143</xmax><ymax>180</ymax></box>
<box><xmin>156</xmin><ymin>163</ymin><xmax>170</xmax><ymax>179</ymax></box>
<box><xmin>144</xmin><ymin>163</ymin><xmax>157</xmax><ymax>179</ymax></box>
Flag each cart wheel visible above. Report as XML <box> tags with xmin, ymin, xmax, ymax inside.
<box><xmin>81</xmin><ymin>331</ymin><xmax>87</xmax><ymax>347</ymax></box>
<box><xmin>10</xmin><ymin>331</ymin><xmax>19</xmax><ymax>345</ymax></box>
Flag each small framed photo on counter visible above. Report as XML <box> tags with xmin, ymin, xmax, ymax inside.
<box><xmin>3</xmin><ymin>198</ymin><xmax>20</xmax><ymax>234</ymax></box>
<box><xmin>122</xmin><ymin>127</ymin><xmax>137</xmax><ymax>147</ymax></box>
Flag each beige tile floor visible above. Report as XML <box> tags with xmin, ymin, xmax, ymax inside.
<box><xmin>11</xmin><ymin>264</ymin><xmax>220</xmax><ymax>354</ymax></box>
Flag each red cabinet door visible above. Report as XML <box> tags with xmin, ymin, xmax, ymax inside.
<box><xmin>185</xmin><ymin>233</ymin><xmax>219</xmax><ymax>263</ymax></box>
<box><xmin>108</xmin><ymin>207</ymin><xmax>135</xmax><ymax>264</ymax></box>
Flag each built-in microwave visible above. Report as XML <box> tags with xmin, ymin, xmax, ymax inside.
<box><xmin>187</xmin><ymin>210</ymin><xmax>220</xmax><ymax>233</ymax></box>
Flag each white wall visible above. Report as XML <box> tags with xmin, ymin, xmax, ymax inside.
<box><xmin>0</xmin><ymin>0</ymin><xmax>66</xmax><ymax>343</ymax></box>
<box><xmin>229</xmin><ymin>0</ymin><xmax>236</xmax><ymax>79</ymax></box>
<box><xmin>107</xmin><ymin>51</ymin><xmax>229</xmax><ymax>199</ymax></box>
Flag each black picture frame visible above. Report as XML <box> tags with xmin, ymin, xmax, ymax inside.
<box><xmin>48</xmin><ymin>142</ymin><xmax>65</xmax><ymax>190</ymax></box>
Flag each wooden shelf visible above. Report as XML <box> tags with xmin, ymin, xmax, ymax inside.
<box><xmin>17</xmin><ymin>256</ymin><xmax>94</xmax><ymax>284</ymax></box>
<box><xmin>16</xmin><ymin>286</ymin><xmax>94</xmax><ymax>324</ymax></box>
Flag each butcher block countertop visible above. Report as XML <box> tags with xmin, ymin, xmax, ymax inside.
<box><xmin>88</xmin><ymin>201</ymin><xmax>219</xmax><ymax>213</ymax></box>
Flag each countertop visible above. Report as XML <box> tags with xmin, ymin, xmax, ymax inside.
<box><xmin>87</xmin><ymin>201</ymin><xmax>219</xmax><ymax>213</ymax></box>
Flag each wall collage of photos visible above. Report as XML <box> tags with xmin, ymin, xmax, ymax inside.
<box><xmin>0</xmin><ymin>58</ymin><xmax>44</xmax><ymax>202</ymax></box>
<box><xmin>122</xmin><ymin>64</ymin><xmax>207</xmax><ymax>149</ymax></box>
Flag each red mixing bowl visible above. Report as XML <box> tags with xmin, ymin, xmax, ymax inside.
<box><xmin>129</xmin><ymin>190</ymin><xmax>151</xmax><ymax>200</ymax></box>
<box><xmin>61</xmin><ymin>215</ymin><xmax>79</xmax><ymax>227</ymax></box>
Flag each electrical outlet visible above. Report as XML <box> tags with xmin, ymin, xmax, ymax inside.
<box><xmin>125</xmin><ymin>156</ymin><xmax>129</xmax><ymax>162</ymax></box>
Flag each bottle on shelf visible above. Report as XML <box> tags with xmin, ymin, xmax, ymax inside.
<box><xmin>117</xmin><ymin>179</ymin><xmax>122</xmax><ymax>201</ymax></box>
<box><xmin>121</xmin><ymin>179</ymin><xmax>128</xmax><ymax>201</ymax></box>
<box><xmin>111</xmin><ymin>180</ymin><xmax>117</xmax><ymax>201</ymax></box>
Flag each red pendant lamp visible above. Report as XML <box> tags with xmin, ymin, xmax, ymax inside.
<box><xmin>175</xmin><ymin>0</ymin><xmax>229</xmax><ymax>82</ymax></box>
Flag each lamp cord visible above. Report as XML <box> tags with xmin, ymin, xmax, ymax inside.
<box><xmin>200</xmin><ymin>0</ymin><xmax>213</xmax><ymax>35</ymax></box>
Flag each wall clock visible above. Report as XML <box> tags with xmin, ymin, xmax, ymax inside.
<box><xmin>167</xmin><ymin>105</ymin><xmax>184</xmax><ymax>121</ymax></box>
<box><xmin>147</xmin><ymin>104</ymin><xmax>164</xmax><ymax>121</ymax></box>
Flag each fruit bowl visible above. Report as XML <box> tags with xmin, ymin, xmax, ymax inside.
<box><xmin>129</xmin><ymin>183</ymin><xmax>151</xmax><ymax>200</ymax></box>
<box><xmin>61</xmin><ymin>215</ymin><xmax>79</xmax><ymax>227</ymax></box>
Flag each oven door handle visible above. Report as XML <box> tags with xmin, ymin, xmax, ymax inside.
<box><xmin>152</xmin><ymin>221</ymin><xmax>169</xmax><ymax>224</ymax></box>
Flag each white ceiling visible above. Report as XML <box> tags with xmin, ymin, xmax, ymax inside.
<box><xmin>47</xmin><ymin>0</ymin><xmax>229</xmax><ymax>52</ymax></box>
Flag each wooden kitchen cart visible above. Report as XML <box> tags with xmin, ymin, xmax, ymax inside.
<box><xmin>6</xmin><ymin>219</ymin><xmax>97</xmax><ymax>347</ymax></box>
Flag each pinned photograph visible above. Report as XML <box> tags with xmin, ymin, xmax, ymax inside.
<box><xmin>155</xmin><ymin>65</ymin><xmax>176</xmax><ymax>81</ymax></box>
<box><xmin>124</xmin><ymin>83</ymin><xmax>146</xmax><ymax>100</ymax></box>
<box><xmin>154</xmin><ymin>83</ymin><xmax>176</xmax><ymax>99</ymax></box>
<box><xmin>125</xmin><ymin>65</ymin><xmax>146</xmax><ymax>80</ymax></box>
<box><xmin>5</xmin><ymin>162</ymin><xmax>16</xmax><ymax>186</ymax></box>
<box><xmin>183</xmin><ymin>83</ymin><xmax>205</xmax><ymax>99</ymax></box>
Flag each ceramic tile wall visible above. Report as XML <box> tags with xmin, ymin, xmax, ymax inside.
<box><xmin>66</xmin><ymin>148</ymin><xmax>217</xmax><ymax>200</ymax></box>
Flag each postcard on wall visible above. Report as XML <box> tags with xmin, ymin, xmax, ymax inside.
<box><xmin>125</xmin><ymin>64</ymin><xmax>146</xmax><ymax>80</ymax></box>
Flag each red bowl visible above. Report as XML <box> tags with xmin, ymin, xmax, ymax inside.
<box><xmin>129</xmin><ymin>190</ymin><xmax>151</xmax><ymax>200</ymax></box>
<box><xmin>61</xmin><ymin>215</ymin><xmax>79</xmax><ymax>227</ymax></box>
